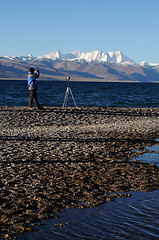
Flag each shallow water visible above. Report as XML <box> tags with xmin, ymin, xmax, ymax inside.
<box><xmin>17</xmin><ymin>143</ymin><xmax>159</xmax><ymax>240</ymax></box>
<box><xmin>18</xmin><ymin>190</ymin><xmax>159</xmax><ymax>240</ymax></box>
<box><xmin>132</xmin><ymin>139</ymin><xmax>159</xmax><ymax>167</ymax></box>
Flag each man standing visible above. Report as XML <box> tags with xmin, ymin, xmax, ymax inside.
<box><xmin>28</xmin><ymin>67</ymin><xmax>43</xmax><ymax>110</ymax></box>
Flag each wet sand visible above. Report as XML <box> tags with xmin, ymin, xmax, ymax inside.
<box><xmin>0</xmin><ymin>106</ymin><xmax>159</xmax><ymax>239</ymax></box>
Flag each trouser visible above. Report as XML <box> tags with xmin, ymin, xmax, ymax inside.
<box><xmin>29</xmin><ymin>89</ymin><xmax>40</xmax><ymax>108</ymax></box>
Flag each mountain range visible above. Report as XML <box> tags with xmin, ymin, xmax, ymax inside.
<box><xmin>0</xmin><ymin>50</ymin><xmax>159</xmax><ymax>82</ymax></box>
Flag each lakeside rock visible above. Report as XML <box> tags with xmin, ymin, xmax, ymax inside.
<box><xmin>0</xmin><ymin>106</ymin><xmax>159</xmax><ymax>239</ymax></box>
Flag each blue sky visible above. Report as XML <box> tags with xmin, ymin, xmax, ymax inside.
<box><xmin>0</xmin><ymin>0</ymin><xmax>159</xmax><ymax>63</ymax></box>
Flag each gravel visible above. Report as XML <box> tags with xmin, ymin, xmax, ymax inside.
<box><xmin>0</xmin><ymin>106</ymin><xmax>159</xmax><ymax>239</ymax></box>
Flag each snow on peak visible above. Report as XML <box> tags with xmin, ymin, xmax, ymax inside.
<box><xmin>139</xmin><ymin>61</ymin><xmax>159</xmax><ymax>67</ymax></box>
<box><xmin>27</xmin><ymin>54</ymin><xmax>33</xmax><ymax>58</ymax></box>
<box><xmin>43</xmin><ymin>50</ymin><xmax>135</xmax><ymax>64</ymax></box>
<box><xmin>0</xmin><ymin>51</ymin><xmax>139</xmax><ymax>65</ymax></box>
<box><xmin>44</xmin><ymin>51</ymin><xmax>61</xmax><ymax>59</ymax></box>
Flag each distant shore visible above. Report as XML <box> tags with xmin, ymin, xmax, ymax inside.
<box><xmin>0</xmin><ymin>106</ymin><xmax>159</xmax><ymax>239</ymax></box>
<box><xmin>1</xmin><ymin>78</ymin><xmax>159</xmax><ymax>83</ymax></box>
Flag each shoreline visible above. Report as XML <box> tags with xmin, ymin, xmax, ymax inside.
<box><xmin>0</xmin><ymin>106</ymin><xmax>159</xmax><ymax>239</ymax></box>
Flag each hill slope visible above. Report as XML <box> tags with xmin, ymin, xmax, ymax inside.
<box><xmin>0</xmin><ymin>51</ymin><xmax>159</xmax><ymax>82</ymax></box>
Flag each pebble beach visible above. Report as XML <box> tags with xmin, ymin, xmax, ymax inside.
<box><xmin>0</xmin><ymin>106</ymin><xmax>159</xmax><ymax>239</ymax></box>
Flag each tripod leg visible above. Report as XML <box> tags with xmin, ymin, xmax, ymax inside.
<box><xmin>70</xmin><ymin>88</ymin><xmax>77</xmax><ymax>107</ymax></box>
<box><xmin>63</xmin><ymin>93</ymin><xmax>66</xmax><ymax>107</ymax></box>
<box><xmin>63</xmin><ymin>87</ymin><xmax>69</xmax><ymax>107</ymax></box>
<box><xmin>63</xmin><ymin>92</ymin><xmax>68</xmax><ymax>107</ymax></box>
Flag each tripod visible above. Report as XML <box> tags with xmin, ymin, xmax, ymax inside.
<box><xmin>63</xmin><ymin>77</ymin><xmax>77</xmax><ymax>107</ymax></box>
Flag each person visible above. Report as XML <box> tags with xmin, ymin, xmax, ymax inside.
<box><xmin>28</xmin><ymin>67</ymin><xmax>43</xmax><ymax>110</ymax></box>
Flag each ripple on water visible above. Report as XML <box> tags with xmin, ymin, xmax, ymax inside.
<box><xmin>17</xmin><ymin>190</ymin><xmax>159</xmax><ymax>240</ymax></box>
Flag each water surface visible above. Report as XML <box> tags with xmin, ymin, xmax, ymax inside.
<box><xmin>18</xmin><ymin>190</ymin><xmax>159</xmax><ymax>240</ymax></box>
<box><xmin>0</xmin><ymin>81</ymin><xmax>159</xmax><ymax>107</ymax></box>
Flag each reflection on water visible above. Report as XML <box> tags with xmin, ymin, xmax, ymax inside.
<box><xmin>17</xmin><ymin>143</ymin><xmax>159</xmax><ymax>240</ymax></box>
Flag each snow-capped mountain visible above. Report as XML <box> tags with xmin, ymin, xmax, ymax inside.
<box><xmin>0</xmin><ymin>54</ymin><xmax>34</xmax><ymax>61</ymax></box>
<box><xmin>1</xmin><ymin>51</ymin><xmax>159</xmax><ymax>66</ymax></box>
<box><xmin>43</xmin><ymin>50</ymin><xmax>135</xmax><ymax>64</ymax></box>
<box><xmin>1</xmin><ymin>50</ymin><xmax>159</xmax><ymax>82</ymax></box>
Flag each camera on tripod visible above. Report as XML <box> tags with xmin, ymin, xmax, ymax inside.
<box><xmin>63</xmin><ymin>76</ymin><xmax>77</xmax><ymax>107</ymax></box>
<box><xmin>66</xmin><ymin>76</ymin><xmax>70</xmax><ymax>87</ymax></box>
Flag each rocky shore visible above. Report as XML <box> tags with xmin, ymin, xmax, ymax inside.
<box><xmin>0</xmin><ymin>106</ymin><xmax>159</xmax><ymax>239</ymax></box>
